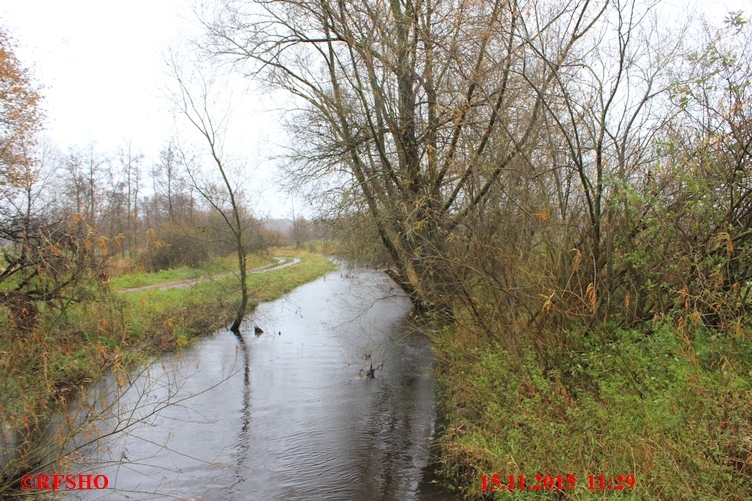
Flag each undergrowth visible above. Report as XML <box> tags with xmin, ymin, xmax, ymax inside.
<box><xmin>433</xmin><ymin>320</ymin><xmax>752</xmax><ymax>500</ymax></box>
<box><xmin>0</xmin><ymin>249</ymin><xmax>335</xmax><ymax>496</ymax></box>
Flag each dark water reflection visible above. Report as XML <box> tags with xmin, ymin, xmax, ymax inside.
<box><xmin>65</xmin><ymin>267</ymin><xmax>453</xmax><ymax>500</ymax></box>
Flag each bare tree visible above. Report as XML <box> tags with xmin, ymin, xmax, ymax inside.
<box><xmin>513</xmin><ymin>0</ymin><xmax>687</xmax><ymax>320</ymax></box>
<box><xmin>167</xmin><ymin>57</ymin><xmax>253</xmax><ymax>335</ymax></box>
<box><xmin>199</xmin><ymin>0</ymin><xmax>607</xmax><ymax>314</ymax></box>
<box><xmin>118</xmin><ymin>142</ymin><xmax>143</xmax><ymax>257</ymax></box>
<box><xmin>155</xmin><ymin>141</ymin><xmax>181</xmax><ymax>224</ymax></box>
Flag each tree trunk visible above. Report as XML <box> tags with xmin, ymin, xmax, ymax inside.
<box><xmin>230</xmin><ymin>242</ymin><xmax>248</xmax><ymax>335</ymax></box>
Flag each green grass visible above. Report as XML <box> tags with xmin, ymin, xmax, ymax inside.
<box><xmin>117</xmin><ymin>250</ymin><xmax>336</xmax><ymax>348</ymax></box>
<box><xmin>109</xmin><ymin>254</ymin><xmax>273</xmax><ymax>289</ymax></box>
<box><xmin>1</xmin><ymin>245</ymin><xmax>336</xmax><ymax>498</ymax></box>
<box><xmin>0</xmin><ymin>249</ymin><xmax>336</xmax><ymax>430</ymax></box>
<box><xmin>433</xmin><ymin>322</ymin><xmax>752</xmax><ymax>500</ymax></box>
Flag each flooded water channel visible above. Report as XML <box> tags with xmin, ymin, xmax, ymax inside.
<box><xmin>63</xmin><ymin>266</ymin><xmax>453</xmax><ymax>500</ymax></box>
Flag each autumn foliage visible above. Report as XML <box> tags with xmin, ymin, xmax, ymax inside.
<box><xmin>0</xmin><ymin>27</ymin><xmax>41</xmax><ymax>187</ymax></box>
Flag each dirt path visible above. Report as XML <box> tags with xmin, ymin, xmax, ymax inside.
<box><xmin>116</xmin><ymin>257</ymin><xmax>302</xmax><ymax>294</ymax></box>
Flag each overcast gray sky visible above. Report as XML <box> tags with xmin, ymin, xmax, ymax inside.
<box><xmin>0</xmin><ymin>0</ymin><xmax>292</xmax><ymax>218</ymax></box>
<box><xmin>2</xmin><ymin>0</ymin><xmax>187</xmax><ymax>152</ymax></box>
<box><xmin>1</xmin><ymin>0</ymin><xmax>749</xmax><ymax>218</ymax></box>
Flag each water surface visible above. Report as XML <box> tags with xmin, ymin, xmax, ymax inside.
<box><xmin>65</xmin><ymin>267</ymin><xmax>452</xmax><ymax>500</ymax></box>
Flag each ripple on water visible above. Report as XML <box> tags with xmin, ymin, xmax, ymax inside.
<box><xmin>62</xmin><ymin>268</ymin><xmax>454</xmax><ymax>500</ymax></box>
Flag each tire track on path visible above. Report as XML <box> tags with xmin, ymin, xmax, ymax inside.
<box><xmin>116</xmin><ymin>257</ymin><xmax>301</xmax><ymax>294</ymax></box>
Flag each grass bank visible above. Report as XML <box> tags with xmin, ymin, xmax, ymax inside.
<box><xmin>0</xmin><ymin>248</ymin><xmax>335</xmax><ymax>437</ymax></box>
<box><xmin>108</xmin><ymin>253</ymin><xmax>274</xmax><ymax>290</ymax></box>
<box><xmin>432</xmin><ymin>321</ymin><xmax>752</xmax><ymax>500</ymax></box>
<box><xmin>118</xmin><ymin>249</ymin><xmax>337</xmax><ymax>351</ymax></box>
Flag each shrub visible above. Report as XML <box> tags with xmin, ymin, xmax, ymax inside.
<box><xmin>141</xmin><ymin>224</ymin><xmax>212</xmax><ymax>271</ymax></box>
